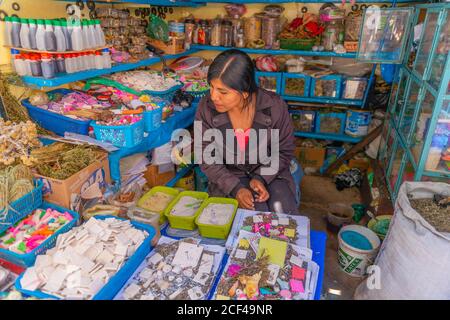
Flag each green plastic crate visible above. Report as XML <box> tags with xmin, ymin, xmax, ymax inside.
<box><xmin>137</xmin><ymin>186</ymin><xmax>180</xmax><ymax>225</ymax></box>
<box><xmin>164</xmin><ymin>191</ymin><xmax>209</xmax><ymax>230</ymax></box>
<box><xmin>280</xmin><ymin>38</ymin><xmax>317</xmax><ymax>51</ymax></box>
<box><xmin>195</xmin><ymin>197</ymin><xmax>239</xmax><ymax>240</ymax></box>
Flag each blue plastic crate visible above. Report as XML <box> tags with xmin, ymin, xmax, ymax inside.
<box><xmin>143</xmin><ymin>108</ymin><xmax>163</xmax><ymax>132</ymax></box>
<box><xmin>143</xmin><ymin>83</ymin><xmax>183</xmax><ymax>102</ymax></box>
<box><xmin>315</xmin><ymin>111</ymin><xmax>347</xmax><ymax>135</ymax></box>
<box><xmin>91</xmin><ymin>119</ymin><xmax>145</xmax><ymax>148</ymax></box>
<box><xmin>0</xmin><ymin>180</ymin><xmax>43</xmax><ymax>234</ymax></box>
<box><xmin>0</xmin><ymin>202</ymin><xmax>79</xmax><ymax>267</ymax></box>
<box><xmin>289</xmin><ymin>109</ymin><xmax>316</xmax><ymax>133</ymax></box>
<box><xmin>21</xmin><ymin>89</ymin><xmax>91</xmax><ymax>137</ymax></box>
<box><xmin>281</xmin><ymin>73</ymin><xmax>311</xmax><ymax>97</ymax></box>
<box><xmin>310</xmin><ymin>75</ymin><xmax>343</xmax><ymax>99</ymax></box>
<box><xmin>255</xmin><ymin>71</ymin><xmax>282</xmax><ymax>94</ymax></box>
<box><xmin>14</xmin><ymin>215</ymin><xmax>155</xmax><ymax>300</ymax></box>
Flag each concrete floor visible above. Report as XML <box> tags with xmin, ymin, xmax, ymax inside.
<box><xmin>299</xmin><ymin>175</ymin><xmax>364</xmax><ymax>300</ymax></box>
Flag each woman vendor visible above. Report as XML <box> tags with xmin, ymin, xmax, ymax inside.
<box><xmin>195</xmin><ymin>49</ymin><xmax>300</xmax><ymax>215</ymax></box>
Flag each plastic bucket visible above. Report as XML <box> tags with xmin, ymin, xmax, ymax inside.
<box><xmin>337</xmin><ymin>225</ymin><xmax>380</xmax><ymax>277</ymax></box>
<box><xmin>345</xmin><ymin>109</ymin><xmax>372</xmax><ymax>137</ymax></box>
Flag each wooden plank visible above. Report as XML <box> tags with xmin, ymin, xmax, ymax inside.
<box><xmin>324</xmin><ymin>124</ymin><xmax>383</xmax><ymax>176</ymax></box>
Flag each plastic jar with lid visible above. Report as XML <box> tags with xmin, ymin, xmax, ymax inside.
<box><xmin>210</xmin><ymin>18</ymin><xmax>222</xmax><ymax>47</ymax></box>
<box><xmin>55</xmin><ymin>54</ymin><xmax>66</xmax><ymax>73</ymax></box>
<box><xmin>95</xmin><ymin>51</ymin><xmax>104</xmax><ymax>69</ymax></box>
<box><xmin>322</xmin><ymin>19</ymin><xmax>344</xmax><ymax>51</ymax></box>
<box><xmin>22</xmin><ymin>53</ymin><xmax>32</xmax><ymax>76</ymax></box>
<box><xmin>197</xmin><ymin>20</ymin><xmax>206</xmax><ymax>45</ymax></box>
<box><xmin>13</xmin><ymin>54</ymin><xmax>27</xmax><ymax>77</ymax></box>
<box><xmin>102</xmin><ymin>48</ymin><xmax>112</xmax><ymax>69</ymax></box>
<box><xmin>244</xmin><ymin>16</ymin><xmax>261</xmax><ymax>46</ymax></box>
<box><xmin>221</xmin><ymin>20</ymin><xmax>233</xmax><ymax>47</ymax></box>
<box><xmin>192</xmin><ymin>21</ymin><xmax>199</xmax><ymax>45</ymax></box>
<box><xmin>30</xmin><ymin>54</ymin><xmax>43</xmax><ymax>77</ymax></box>
<box><xmin>41</xmin><ymin>53</ymin><xmax>55</xmax><ymax>79</ymax></box>
<box><xmin>261</xmin><ymin>15</ymin><xmax>281</xmax><ymax>49</ymax></box>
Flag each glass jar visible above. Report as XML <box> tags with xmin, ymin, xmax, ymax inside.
<box><xmin>203</xmin><ymin>20</ymin><xmax>211</xmax><ymax>45</ymax></box>
<box><xmin>221</xmin><ymin>20</ymin><xmax>233</xmax><ymax>47</ymax></box>
<box><xmin>322</xmin><ymin>19</ymin><xmax>344</xmax><ymax>51</ymax></box>
<box><xmin>235</xmin><ymin>28</ymin><xmax>245</xmax><ymax>48</ymax></box>
<box><xmin>192</xmin><ymin>21</ymin><xmax>199</xmax><ymax>44</ymax></box>
<box><xmin>210</xmin><ymin>18</ymin><xmax>222</xmax><ymax>46</ymax></box>
<box><xmin>344</xmin><ymin>14</ymin><xmax>362</xmax><ymax>42</ymax></box>
<box><xmin>230</xmin><ymin>15</ymin><xmax>243</xmax><ymax>47</ymax></box>
<box><xmin>244</xmin><ymin>16</ymin><xmax>261</xmax><ymax>46</ymax></box>
<box><xmin>184</xmin><ymin>18</ymin><xmax>195</xmax><ymax>45</ymax></box>
<box><xmin>261</xmin><ymin>15</ymin><xmax>281</xmax><ymax>49</ymax></box>
<box><xmin>197</xmin><ymin>20</ymin><xmax>206</xmax><ymax>45</ymax></box>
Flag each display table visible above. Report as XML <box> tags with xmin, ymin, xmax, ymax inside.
<box><xmin>161</xmin><ymin>224</ymin><xmax>326</xmax><ymax>300</ymax></box>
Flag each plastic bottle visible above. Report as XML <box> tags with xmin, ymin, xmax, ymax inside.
<box><xmin>60</xmin><ymin>19</ymin><xmax>72</xmax><ymax>51</ymax></box>
<box><xmin>71</xmin><ymin>20</ymin><xmax>84</xmax><ymax>51</ymax></box>
<box><xmin>14</xmin><ymin>54</ymin><xmax>27</xmax><ymax>76</ymax></box>
<box><xmin>30</xmin><ymin>54</ymin><xmax>43</xmax><ymax>77</ymax></box>
<box><xmin>64</xmin><ymin>54</ymin><xmax>72</xmax><ymax>73</ymax></box>
<box><xmin>89</xmin><ymin>51</ymin><xmax>96</xmax><ymax>69</ymax></box>
<box><xmin>19</xmin><ymin>18</ymin><xmax>31</xmax><ymax>49</ymax></box>
<box><xmin>101</xmin><ymin>48</ymin><xmax>111</xmax><ymax>69</ymax></box>
<box><xmin>41</xmin><ymin>53</ymin><xmax>55</xmax><ymax>79</ymax></box>
<box><xmin>11</xmin><ymin>16</ymin><xmax>22</xmax><ymax>48</ymax></box>
<box><xmin>53</xmin><ymin>20</ymin><xmax>67</xmax><ymax>52</ymax></box>
<box><xmin>94</xmin><ymin>51</ymin><xmax>102</xmax><ymax>69</ymax></box>
<box><xmin>22</xmin><ymin>53</ymin><xmax>33</xmax><ymax>76</ymax></box>
<box><xmin>88</xmin><ymin>20</ymin><xmax>97</xmax><ymax>48</ymax></box>
<box><xmin>35</xmin><ymin>19</ymin><xmax>46</xmax><ymax>51</ymax></box>
<box><xmin>95</xmin><ymin>20</ymin><xmax>105</xmax><ymax>46</ymax></box>
<box><xmin>82</xmin><ymin>19</ymin><xmax>92</xmax><ymax>49</ymax></box>
<box><xmin>44</xmin><ymin>19</ymin><xmax>57</xmax><ymax>51</ymax></box>
<box><xmin>28</xmin><ymin>19</ymin><xmax>38</xmax><ymax>50</ymax></box>
<box><xmin>56</xmin><ymin>54</ymin><xmax>66</xmax><ymax>73</ymax></box>
<box><xmin>3</xmin><ymin>17</ymin><xmax>13</xmax><ymax>47</ymax></box>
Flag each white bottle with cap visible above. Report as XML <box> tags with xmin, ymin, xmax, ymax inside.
<box><xmin>35</xmin><ymin>19</ymin><xmax>46</xmax><ymax>51</ymax></box>
<box><xmin>3</xmin><ymin>17</ymin><xmax>13</xmax><ymax>47</ymax></box>
<box><xmin>19</xmin><ymin>18</ymin><xmax>31</xmax><ymax>49</ymax></box>
<box><xmin>71</xmin><ymin>20</ymin><xmax>84</xmax><ymax>51</ymax></box>
<box><xmin>53</xmin><ymin>20</ymin><xmax>67</xmax><ymax>52</ymax></box>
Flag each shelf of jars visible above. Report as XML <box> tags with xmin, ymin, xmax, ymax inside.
<box><xmin>294</xmin><ymin>131</ymin><xmax>362</xmax><ymax>143</ymax></box>
<box><xmin>191</xmin><ymin>0</ymin><xmax>422</xmax><ymax>3</ymax></box>
<box><xmin>190</xmin><ymin>45</ymin><xmax>358</xmax><ymax>58</ymax></box>
<box><xmin>55</xmin><ymin>0</ymin><xmax>205</xmax><ymax>7</ymax></box>
<box><xmin>18</xmin><ymin>48</ymin><xmax>200</xmax><ymax>88</ymax></box>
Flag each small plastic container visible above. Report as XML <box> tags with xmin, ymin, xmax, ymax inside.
<box><xmin>91</xmin><ymin>119</ymin><xmax>144</xmax><ymax>148</ymax></box>
<box><xmin>282</xmin><ymin>73</ymin><xmax>311</xmax><ymax>97</ymax></box>
<box><xmin>137</xmin><ymin>186</ymin><xmax>180</xmax><ymax>225</ymax></box>
<box><xmin>290</xmin><ymin>109</ymin><xmax>316</xmax><ymax>132</ymax></box>
<box><xmin>342</xmin><ymin>77</ymin><xmax>368</xmax><ymax>100</ymax></box>
<box><xmin>195</xmin><ymin>197</ymin><xmax>238</xmax><ymax>239</ymax></box>
<box><xmin>164</xmin><ymin>191</ymin><xmax>209</xmax><ymax>231</ymax></box>
<box><xmin>310</xmin><ymin>75</ymin><xmax>343</xmax><ymax>99</ymax></box>
<box><xmin>315</xmin><ymin>111</ymin><xmax>346</xmax><ymax>135</ymax></box>
<box><xmin>255</xmin><ymin>71</ymin><xmax>282</xmax><ymax>94</ymax></box>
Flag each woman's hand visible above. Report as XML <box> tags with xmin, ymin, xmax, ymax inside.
<box><xmin>250</xmin><ymin>178</ymin><xmax>270</xmax><ymax>203</ymax></box>
<box><xmin>236</xmin><ymin>188</ymin><xmax>255</xmax><ymax>210</ymax></box>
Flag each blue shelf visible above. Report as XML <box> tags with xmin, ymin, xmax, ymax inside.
<box><xmin>294</xmin><ymin>131</ymin><xmax>362</xmax><ymax>143</ymax></box>
<box><xmin>192</xmin><ymin>0</ymin><xmax>418</xmax><ymax>3</ymax></box>
<box><xmin>282</xmin><ymin>95</ymin><xmax>363</xmax><ymax>106</ymax></box>
<box><xmin>56</xmin><ymin>0</ymin><xmax>204</xmax><ymax>6</ymax></box>
<box><xmin>108</xmin><ymin>104</ymin><xmax>198</xmax><ymax>183</ymax></box>
<box><xmin>423</xmin><ymin>169</ymin><xmax>450</xmax><ymax>179</ymax></box>
<box><xmin>190</xmin><ymin>45</ymin><xmax>357</xmax><ymax>58</ymax></box>
<box><xmin>21</xmin><ymin>49</ymin><xmax>200</xmax><ymax>88</ymax></box>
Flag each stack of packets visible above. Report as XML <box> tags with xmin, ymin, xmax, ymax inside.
<box><xmin>115</xmin><ymin>237</ymin><xmax>225</xmax><ymax>300</ymax></box>
<box><xmin>214</xmin><ymin>230</ymin><xmax>319</xmax><ymax>300</ymax></box>
<box><xmin>20</xmin><ymin>217</ymin><xmax>148</xmax><ymax>299</ymax></box>
<box><xmin>226</xmin><ymin>210</ymin><xmax>310</xmax><ymax>250</ymax></box>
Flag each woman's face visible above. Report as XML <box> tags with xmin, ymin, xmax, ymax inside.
<box><xmin>209</xmin><ymin>78</ymin><xmax>247</xmax><ymax>113</ymax></box>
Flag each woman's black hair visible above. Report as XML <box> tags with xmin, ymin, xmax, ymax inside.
<box><xmin>207</xmin><ymin>49</ymin><xmax>258</xmax><ymax>109</ymax></box>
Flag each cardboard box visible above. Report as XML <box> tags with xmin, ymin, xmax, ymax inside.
<box><xmin>144</xmin><ymin>163</ymin><xmax>176</xmax><ymax>188</ymax></box>
<box><xmin>349</xmin><ymin>158</ymin><xmax>370</xmax><ymax>171</ymax></box>
<box><xmin>34</xmin><ymin>153</ymin><xmax>111</xmax><ymax>210</ymax></box>
<box><xmin>295</xmin><ymin>146</ymin><xmax>326</xmax><ymax>168</ymax></box>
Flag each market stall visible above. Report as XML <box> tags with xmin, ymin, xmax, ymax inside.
<box><xmin>0</xmin><ymin>0</ymin><xmax>448</xmax><ymax>302</ymax></box>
